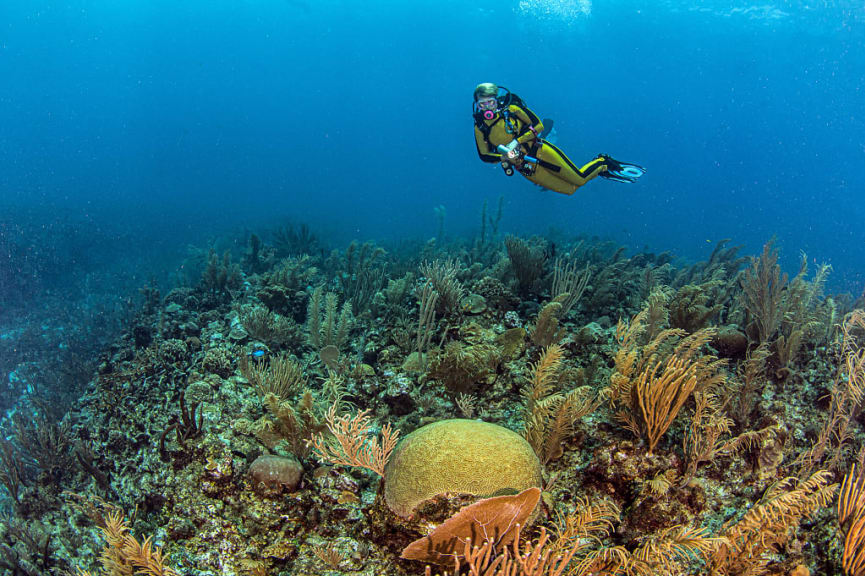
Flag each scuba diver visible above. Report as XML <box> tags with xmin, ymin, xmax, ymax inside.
<box><xmin>472</xmin><ymin>83</ymin><xmax>645</xmax><ymax>195</ymax></box>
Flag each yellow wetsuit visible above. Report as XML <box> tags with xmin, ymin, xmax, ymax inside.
<box><xmin>473</xmin><ymin>97</ymin><xmax>609</xmax><ymax>195</ymax></box>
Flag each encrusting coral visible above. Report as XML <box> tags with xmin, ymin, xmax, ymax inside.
<box><xmin>400</xmin><ymin>487</ymin><xmax>541</xmax><ymax>565</ymax></box>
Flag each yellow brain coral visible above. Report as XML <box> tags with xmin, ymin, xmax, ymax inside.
<box><xmin>383</xmin><ymin>419</ymin><xmax>543</xmax><ymax>519</ymax></box>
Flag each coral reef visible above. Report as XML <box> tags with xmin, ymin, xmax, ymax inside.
<box><xmin>2</xmin><ymin>225</ymin><xmax>864</xmax><ymax>576</ymax></box>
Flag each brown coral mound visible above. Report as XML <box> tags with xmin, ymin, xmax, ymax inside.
<box><xmin>248</xmin><ymin>454</ymin><xmax>303</xmax><ymax>492</ymax></box>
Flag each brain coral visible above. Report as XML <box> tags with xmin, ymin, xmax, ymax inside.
<box><xmin>383</xmin><ymin>419</ymin><xmax>542</xmax><ymax>518</ymax></box>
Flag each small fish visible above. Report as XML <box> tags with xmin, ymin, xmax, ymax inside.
<box><xmin>248</xmin><ymin>349</ymin><xmax>266</xmax><ymax>358</ymax></box>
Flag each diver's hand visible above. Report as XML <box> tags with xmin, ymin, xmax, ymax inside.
<box><xmin>502</xmin><ymin>139</ymin><xmax>523</xmax><ymax>163</ymax></box>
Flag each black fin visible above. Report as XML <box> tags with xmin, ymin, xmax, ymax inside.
<box><xmin>538</xmin><ymin>118</ymin><xmax>554</xmax><ymax>139</ymax></box>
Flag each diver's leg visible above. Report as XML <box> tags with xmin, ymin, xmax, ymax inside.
<box><xmin>535</xmin><ymin>142</ymin><xmax>607</xmax><ymax>191</ymax></box>
<box><xmin>525</xmin><ymin>166</ymin><xmax>578</xmax><ymax>195</ymax></box>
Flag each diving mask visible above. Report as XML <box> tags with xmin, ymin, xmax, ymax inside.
<box><xmin>477</xmin><ymin>97</ymin><xmax>498</xmax><ymax>119</ymax></box>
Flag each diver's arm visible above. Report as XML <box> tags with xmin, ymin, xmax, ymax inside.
<box><xmin>475</xmin><ymin>126</ymin><xmax>502</xmax><ymax>163</ymax></box>
<box><xmin>510</xmin><ymin>105</ymin><xmax>544</xmax><ymax>146</ymax></box>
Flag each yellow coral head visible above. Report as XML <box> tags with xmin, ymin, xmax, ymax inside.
<box><xmin>474</xmin><ymin>82</ymin><xmax>498</xmax><ymax>101</ymax></box>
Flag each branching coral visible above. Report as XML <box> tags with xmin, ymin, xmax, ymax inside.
<box><xmin>240</xmin><ymin>354</ymin><xmax>347</xmax><ymax>458</ymax></box>
<box><xmin>795</xmin><ymin>310</ymin><xmax>865</xmax><ymax>476</ymax></box>
<box><xmin>531</xmin><ymin>301</ymin><xmax>565</xmax><ymax>347</ymax></box>
<box><xmin>75</xmin><ymin>505</ymin><xmax>179</xmax><ymax>576</ymax></box>
<box><xmin>427</xmin><ymin>338</ymin><xmax>501</xmax><ymax>394</ymax></box>
<box><xmin>201</xmin><ymin>248</ymin><xmax>242</xmax><ymax>296</ymax></box>
<box><xmin>309</xmin><ymin>403</ymin><xmax>399</xmax><ymax>477</ymax></box>
<box><xmin>272</xmin><ymin>222</ymin><xmax>317</xmax><ymax>256</ymax></box>
<box><xmin>668</xmin><ymin>282</ymin><xmax>723</xmax><ymax>333</ymax></box>
<box><xmin>255</xmin><ymin>392</ymin><xmax>320</xmax><ymax>458</ymax></box>
<box><xmin>631</xmin><ymin>356</ymin><xmax>699</xmax><ymax>456</ymax></box>
<box><xmin>0</xmin><ymin>514</ymin><xmax>60</xmax><ymax>576</ymax></box>
<box><xmin>521</xmin><ymin>345</ymin><xmax>598</xmax><ymax>465</ymax></box>
<box><xmin>739</xmin><ymin>241</ymin><xmax>833</xmax><ymax>377</ymax></box>
<box><xmin>423</xmin><ymin>497</ymin><xmax>719</xmax><ymax>576</ymax></box>
<box><xmin>239</xmin><ymin>306</ymin><xmax>300</xmax><ymax>348</ymax></box>
<box><xmin>740</xmin><ymin>241</ymin><xmax>788</xmax><ymax>346</ymax></box>
<box><xmin>426</xmin><ymin>522</ymin><xmax>590</xmax><ymax>576</ymax></box>
<box><xmin>157</xmin><ymin>391</ymin><xmax>204</xmax><ymax>460</ymax></box>
<box><xmin>708</xmin><ymin>470</ymin><xmax>836</xmax><ymax>575</ymax></box>
<box><xmin>730</xmin><ymin>343</ymin><xmax>771</xmax><ymax>426</ymax></box>
<box><xmin>551</xmin><ymin>258</ymin><xmax>591</xmax><ymax>318</ymax></box>
<box><xmin>680</xmin><ymin>390</ymin><xmax>734</xmax><ymax>483</ymax></box>
<box><xmin>240</xmin><ymin>354</ymin><xmax>307</xmax><ymax>400</ymax></box>
<box><xmin>414</xmin><ymin>280</ymin><xmax>439</xmax><ymax>371</ymax></box>
<box><xmin>505</xmin><ymin>235</ymin><xmax>547</xmax><ymax>296</ymax></box>
<box><xmin>0</xmin><ymin>438</ymin><xmax>28</xmax><ymax>505</ymax></box>
<box><xmin>339</xmin><ymin>240</ymin><xmax>388</xmax><ymax>317</ymax></box>
<box><xmin>608</xmin><ymin>302</ymin><xmax>727</xmax><ymax>455</ymax></box>
<box><xmin>419</xmin><ymin>258</ymin><xmax>466</xmax><ymax>317</ymax></box>
<box><xmin>839</xmin><ymin>463</ymin><xmax>865</xmax><ymax>576</ymax></box>
<box><xmin>306</xmin><ymin>286</ymin><xmax>353</xmax><ymax>351</ymax></box>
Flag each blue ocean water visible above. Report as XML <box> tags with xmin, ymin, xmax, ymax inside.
<box><xmin>0</xmin><ymin>0</ymin><xmax>863</xmax><ymax>297</ymax></box>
